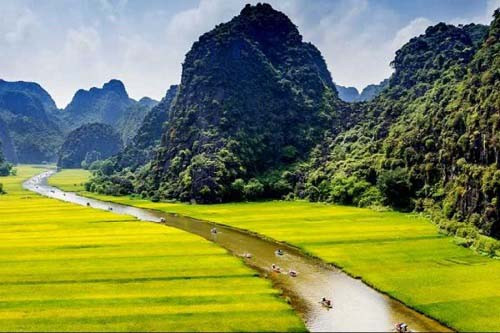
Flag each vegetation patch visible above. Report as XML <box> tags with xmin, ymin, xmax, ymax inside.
<box><xmin>1</xmin><ymin>166</ymin><xmax>303</xmax><ymax>332</ymax></box>
<box><xmin>56</xmin><ymin>168</ymin><xmax>500</xmax><ymax>332</ymax></box>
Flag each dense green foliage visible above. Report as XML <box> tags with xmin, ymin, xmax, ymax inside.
<box><xmin>296</xmin><ymin>15</ymin><xmax>499</xmax><ymax>237</ymax></box>
<box><xmin>72</xmin><ymin>168</ymin><xmax>500</xmax><ymax>331</ymax></box>
<box><xmin>0</xmin><ymin>80</ymin><xmax>63</xmax><ymax>163</ymax></box>
<box><xmin>62</xmin><ymin>79</ymin><xmax>156</xmax><ymax>143</ymax></box>
<box><xmin>58</xmin><ymin>123</ymin><xmax>122</xmax><ymax>169</ymax></box>
<box><xmin>0</xmin><ymin>141</ymin><xmax>12</xmax><ymax>194</ymax></box>
<box><xmin>86</xmin><ymin>5</ymin><xmax>499</xmax><ymax>240</ymax></box>
<box><xmin>0</xmin><ymin>79</ymin><xmax>155</xmax><ymax>165</ymax></box>
<box><xmin>0</xmin><ymin>116</ymin><xmax>17</xmax><ymax>163</ymax></box>
<box><xmin>110</xmin><ymin>85</ymin><xmax>178</xmax><ymax>171</ymax></box>
<box><xmin>116</xmin><ymin>97</ymin><xmax>158</xmax><ymax>145</ymax></box>
<box><xmin>2</xmin><ymin>166</ymin><xmax>303</xmax><ymax>332</ymax></box>
<box><xmin>85</xmin><ymin>85</ymin><xmax>178</xmax><ymax>195</ymax></box>
<box><xmin>0</xmin><ymin>141</ymin><xmax>12</xmax><ymax>177</ymax></box>
<box><xmin>110</xmin><ymin>3</ymin><xmax>354</xmax><ymax>203</ymax></box>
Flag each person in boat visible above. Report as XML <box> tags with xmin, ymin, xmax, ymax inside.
<box><xmin>395</xmin><ymin>323</ymin><xmax>409</xmax><ymax>333</ymax></box>
<box><xmin>211</xmin><ymin>227</ymin><xmax>217</xmax><ymax>234</ymax></box>
<box><xmin>108</xmin><ymin>207</ymin><xmax>113</xmax><ymax>211</ymax></box>
<box><xmin>86</xmin><ymin>202</ymin><xmax>91</xmax><ymax>207</ymax></box>
<box><xmin>321</xmin><ymin>297</ymin><xmax>332</xmax><ymax>308</ymax></box>
<box><xmin>160</xmin><ymin>217</ymin><xmax>166</xmax><ymax>223</ymax></box>
<box><xmin>289</xmin><ymin>270</ymin><xmax>297</xmax><ymax>277</ymax></box>
<box><xmin>271</xmin><ymin>264</ymin><xmax>281</xmax><ymax>273</ymax></box>
<box><xmin>275</xmin><ymin>249</ymin><xmax>284</xmax><ymax>256</ymax></box>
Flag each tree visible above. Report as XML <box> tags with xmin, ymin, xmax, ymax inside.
<box><xmin>377</xmin><ymin>168</ymin><xmax>413</xmax><ymax>209</ymax></box>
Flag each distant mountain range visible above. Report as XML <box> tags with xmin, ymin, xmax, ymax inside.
<box><xmin>0</xmin><ymin>79</ymin><xmax>157</xmax><ymax>163</ymax></box>
<box><xmin>0</xmin><ymin>79</ymin><xmax>62</xmax><ymax>163</ymax></box>
<box><xmin>335</xmin><ymin>79</ymin><xmax>389</xmax><ymax>102</ymax></box>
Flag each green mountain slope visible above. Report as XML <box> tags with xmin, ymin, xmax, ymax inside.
<box><xmin>299</xmin><ymin>15</ymin><xmax>498</xmax><ymax>237</ymax></box>
<box><xmin>58</xmin><ymin>123</ymin><xmax>122</xmax><ymax>169</ymax></box>
<box><xmin>110</xmin><ymin>85</ymin><xmax>178</xmax><ymax>172</ymax></box>
<box><xmin>138</xmin><ymin>3</ymin><xmax>353</xmax><ymax>203</ymax></box>
<box><xmin>0</xmin><ymin>80</ymin><xmax>63</xmax><ymax>163</ymax></box>
<box><xmin>62</xmin><ymin>80</ymin><xmax>156</xmax><ymax>143</ymax></box>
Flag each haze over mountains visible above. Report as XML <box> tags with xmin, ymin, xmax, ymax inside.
<box><xmin>1</xmin><ymin>3</ymin><xmax>499</xmax><ymax>241</ymax></box>
<box><xmin>335</xmin><ymin>80</ymin><xmax>389</xmax><ymax>102</ymax></box>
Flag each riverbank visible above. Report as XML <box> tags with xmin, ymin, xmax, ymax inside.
<box><xmin>51</xmin><ymin>168</ymin><xmax>500</xmax><ymax>332</ymax></box>
<box><xmin>0</xmin><ymin>166</ymin><xmax>303</xmax><ymax>331</ymax></box>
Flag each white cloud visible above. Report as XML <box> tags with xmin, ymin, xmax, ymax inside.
<box><xmin>164</xmin><ymin>0</ymin><xmax>245</xmax><ymax>60</ymax></box>
<box><xmin>98</xmin><ymin>0</ymin><xmax>128</xmax><ymax>23</ymax></box>
<box><xmin>0</xmin><ymin>5</ymin><xmax>38</xmax><ymax>44</ymax></box>
<box><xmin>0</xmin><ymin>0</ymin><xmax>497</xmax><ymax>107</ymax></box>
<box><xmin>289</xmin><ymin>0</ymin><xmax>400</xmax><ymax>90</ymax></box>
<box><xmin>391</xmin><ymin>17</ymin><xmax>433</xmax><ymax>51</ymax></box>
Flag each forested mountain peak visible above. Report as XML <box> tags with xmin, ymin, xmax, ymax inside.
<box><xmin>62</xmin><ymin>79</ymin><xmax>154</xmax><ymax>143</ymax></box>
<box><xmin>101</xmin><ymin>79</ymin><xmax>129</xmax><ymax>98</ymax></box>
<box><xmin>389</xmin><ymin>22</ymin><xmax>488</xmax><ymax>89</ymax></box>
<box><xmin>91</xmin><ymin>3</ymin><xmax>353</xmax><ymax>203</ymax></box>
<box><xmin>0</xmin><ymin>79</ymin><xmax>57</xmax><ymax>112</ymax></box>
<box><xmin>86</xmin><ymin>5</ymin><xmax>499</xmax><ymax>242</ymax></box>
<box><xmin>100</xmin><ymin>84</ymin><xmax>179</xmax><ymax>174</ymax></box>
<box><xmin>300</xmin><ymin>10</ymin><xmax>499</xmax><ymax>239</ymax></box>
<box><xmin>58</xmin><ymin>122</ymin><xmax>122</xmax><ymax>169</ymax></box>
<box><xmin>66</xmin><ymin>79</ymin><xmax>130</xmax><ymax>114</ymax></box>
<box><xmin>0</xmin><ymin>80</ymin><xmax>62</xmax><ymax>163</ymax></box>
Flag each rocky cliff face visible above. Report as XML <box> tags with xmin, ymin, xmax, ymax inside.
<box><xmin>62</xmin><ymin>79</ymin><xmax>153</xmax><ymax>142</ymax></box>
<box><xmin>63</xmin><ymin>79</ymin><xmax>133</xmax><ymax>127</ymax></box>
<box><xmin>58</xmin><ymin>123</ymin><xmax>122</xmax><ymax>168</ymax></box>
<box><xmin>301</xmin><ymin>16</ymin><xmax>498</xmax><ymax>237</ymax></box>
<box><xmin>111</xmin><ymin>85</ymin><xmax>178</xmax><ymax>171</ymax></box>
<box><xmin>0</xmin><ymin>79</ymin><xmax>57</xmax><ymax>113</ymax></box>
<box><xmin>0</xmin><ymin>80</ymin><xmax>63</xmax><ymax>163</ymax></box>
<box><xmin>142</xmin><ymin>3</ymin><xmax>353</xmax><ymax>203</ymax></box>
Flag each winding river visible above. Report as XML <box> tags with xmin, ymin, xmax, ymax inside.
<box><xmin>24</xmin><ymin>170</ymin><xmax>451</xmax><ymax>332</ymax></box>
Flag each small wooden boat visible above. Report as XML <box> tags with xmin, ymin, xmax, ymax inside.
<box><xmin>211</xmin><ymin>227</ymin><xmax>218</xmax><ymax>234</ymax></box>
<box><xmin>275</xmin><ymin>249</ymin><xmax>284</xmax><ymax>256</ymax></box>
<box><xmin>394</xmin><ymin>323</ymin><xmax>411</xmax><ymax>333</ymax></box>
<box><xmin>160</xmin><ymin>217</ymin><xmax>166</xmax><ymax>223</ymax></box>
<box><xmin>271</xmin><ymin>264</ymin><xmax>281</xmax><ymax>273</ymax></box>
<box><xmin>289</xmin><ymin>270</ymin><xmax>298</xmax><ymax>277</ymax></box>
<box><xmin>243</xmin><ymin>252</ymin><xmax>252</xmax><ymax>259</ymax></box>
<box><xmin>320</xmin><ymin>298</ymin><xmax>333</xmax><ymax>309</ymax></box>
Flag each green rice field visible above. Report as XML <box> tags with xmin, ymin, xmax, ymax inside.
<box><xmin>55</xmin><ymin>169</ymin><xmax>500</xmax><ymax>332</ymax></box>
<box><xmin>0</xmin><ymin>166</ymin><xmax>304</xmax><ymax>331</ymax></box>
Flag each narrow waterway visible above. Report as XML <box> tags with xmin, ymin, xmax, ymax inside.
<box><xmin>24</xmin><ymin>170</ymin><xmax>451</xmax><ymax>332</ymax></box>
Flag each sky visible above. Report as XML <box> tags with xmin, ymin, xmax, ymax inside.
<box><xmin>0</xmin><ymin>0</ymin><xmax>498</xmax><ymax>108</ymax></box>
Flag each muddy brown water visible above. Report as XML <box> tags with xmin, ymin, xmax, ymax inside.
<box><xmin>23</xmin><ymin>170</ymin><xmax>451</xmax><ymax>332</ymax></box>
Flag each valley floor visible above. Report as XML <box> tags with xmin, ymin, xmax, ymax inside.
<box><xmin>0</xmin><ymin>166</ymin><xmax>303</xmax><ymax>331</ymax></box>
<box><xmin>51</xmin><ymin>168</ymin><xmax>500</xmax><ymax>332</ymax></box>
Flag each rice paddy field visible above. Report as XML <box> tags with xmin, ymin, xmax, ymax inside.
<box><xmin>0</xmin><ymin>166</ymin><xmax>304</xmax><ymax>332</ymax></box>
<box><xmin>54</xmin><ymin>169</ymin><xmax>500</xmax><ymax>332</ymax></box>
